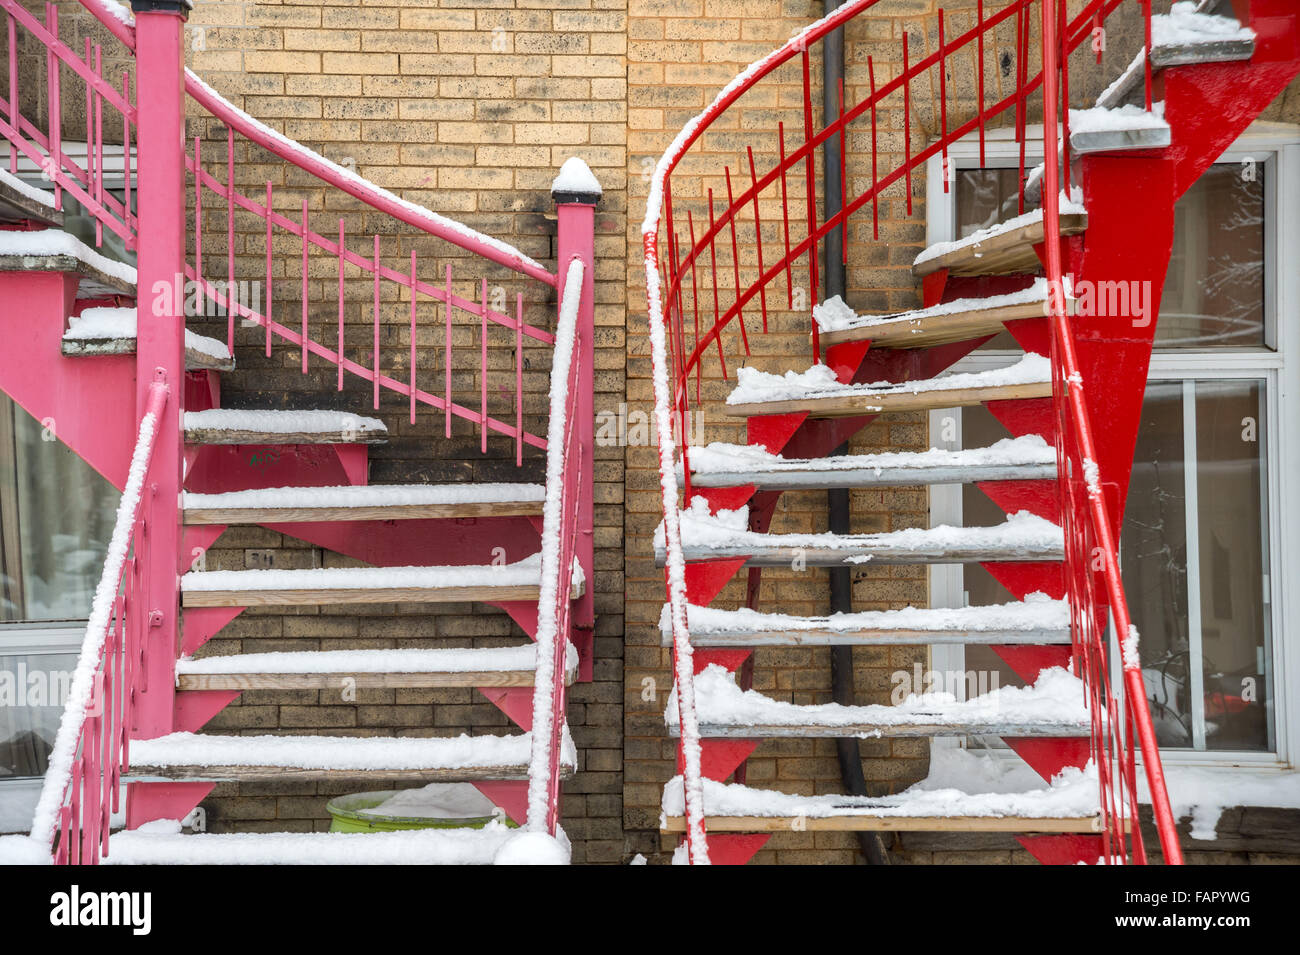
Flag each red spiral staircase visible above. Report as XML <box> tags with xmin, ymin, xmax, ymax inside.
<box><xmin>643</xmin><ymin>0</ymin><xmax>1299</xmax><ymax>865</ymax></box>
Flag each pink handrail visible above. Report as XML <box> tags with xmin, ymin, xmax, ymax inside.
<box><xmin>28</xmin><ymin>376</ymin><xmax>170</xmax><ymax>864</ymax></box>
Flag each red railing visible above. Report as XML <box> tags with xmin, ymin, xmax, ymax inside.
<box><xmin>28</xmin><ymin>375</ymin><xmax>169</xmax><ymax>863</ymax></box>
<box><xmin>642</xmin><ymin>0</ymin><xmax>1183</xmax><ymax>863</ymax></box>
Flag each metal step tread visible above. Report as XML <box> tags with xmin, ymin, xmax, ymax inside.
<box><xmin>183</xmin><ymin>408</ymin><xmax>389</xmax><ymax>445</ymax></box>
<box><xmin>183</xmin><ymin>482</ymin><xmax>545</xmax><ymax>525</ymax></box>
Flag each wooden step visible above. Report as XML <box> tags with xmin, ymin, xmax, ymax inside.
<box><xmin>127</xmin><ymin>730</ymin><xmax>574</xmax><ymax>784</ymax></box>
<box><xmin>668</xmin><ymin>665</ymin><xmax>1088</xmax><ymax>739</ymax></box>
<box><xmin>817</xmin><ymin>288</ymin><xmax>1072</xmax><ymax>350</ymax></box>
<box><xmin>183</xmin><ymin>408</ymin><xmax>388</xmax><ymax>445</ymax></box>
<box><xmin>662</xmin><ymin>598</ymin><xmax>1071</xmax><ymax>648</ymax></box>
<box><xmin>687</xmin><ymin>436</ymin><xmax>1056</xmax><ymax>491</ymax></box>
<box><xmin>175</xmin><ymin>645</ymin><xmax>575</xmax><ymax>691</ymax></box>
<box><xmin>0</xmin><ymin>228</ymin><xmax>135</xmax><ymax>297</ymax></box>
<box><xmin>724</xmin><ymin>353</ymin><xmax>1052</xmax><ymax>420</ymax></box>
<box><xmin>105</xmin><ymin>826</ymin><xmax>520</xmax><ymax>865</ymax></box>
<box><xmin>0</xmin><ymin>172</ymin><xmax>62</xmax><ymax>228</ymax></box>
<box><xmin>661</xmin><ymin>813</ymin><xmax>1105</xmax><ymax>834</ymax></box>
<box><xmin>61</xmin><ymin>308</ymin><xmax>235</xmax><ymax>372</ymax></box>
<box><xmin>180</xmin><ymin>556</ymin><xmax>583</xmax><ymax>608</ymax></box>
<box><xmin>183</xmin><ymin>483</ymin><xmax>544</xmax><ymax>525</ymax></box>
<box><xmin>659</xmin><ymin>512</ymin><xmax>1064</xmax><ymax>568</ymax></box>
<box><xmin>911</xmin><ymin>211</ymin><xmax>1087</xmax><ymax>278</ymax></box>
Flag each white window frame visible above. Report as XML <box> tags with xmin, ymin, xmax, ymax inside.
<box><xmin>924</xmin><ymin>122</ymin><xmax>1300</xmax><ymax>775</ymax></box>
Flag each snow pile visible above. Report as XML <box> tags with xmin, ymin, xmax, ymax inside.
<box><xmin>184</xmin><ymin>482</ymin><xmax>543</xmax><ymax>511</ymax></box>
<box><xmin>357</xmin><ymin>783</ymin><xmax>498</xmax><ymax>819</ymax></box>
<box><xmin>0</xmin><ymin>834</ymin><xmax>51</xmax><ymax>865</ymax></box>
<box><xmin>183</xmin><ymin>408</ymin><xmax>387</xmax><ymax>437</ymax></box>
<box><xmin>687</xmin><ymin>434</ymin><xmax>1056</xmax><ymax>477</ymax></box>
<box><xmin>812</xmin><ymin>279</ymin><xmax>1057</xmax><ymax>335</ymax></box>
<box><xmin>493</xmin><ymin>830</ymin><xmax>571</xmax><ymax>865</ymax></box>
<box><xmin>913</xmin><ymin>190</ymin><xmax>1085</xmax><ymax>268</ymax></box>
<box><xmin>664</xmin><ymin>591</ymin><xmax>1069</xmax><ymax>636</ymax></box>
<box><xmin>1153</xmin><ymin>2</ymin><xmax>1255</xmax><ymax>47</ymax></box>
<box><xmin>661</xmin><ymin>762</ymin><xmax>1100</xmax><ymax>822</ymax></box>
<box><xmin>726</xmin><ymin>352</ymin><xmax>1050</xmax><ymax>406</ymax></box>
<box><xmin>106</xmin><ymin>821</ymin><xmax>518</xmax><ymax>865</ymax></box>
<box><xmin>524</xmin><ymin>256</ymin><xmax>585</xmax><ymax>834</ymax></box>
<box><xmin>1069</xmin><ymin>102</ymin><xmax>1168</xmax><ymax>136</ymax></box>
<box><xmin>552</xmin><ymin>157</ymin><xmax>602</xmax><ymax>197</ymax></box>
<box><xmin>666</xmin><ymin>663</ymin><xmax>1089</xmax><ymax>732</ymax></box>
<box><xmin>653</xmin><ymin>496</ymin><xmax>748</xmax><ymax>552</ymax></box>
<box><xmin>0</xmin><ymin>228</ymin><xmax>137</xmax><ymax>285</ymax></box>
<box><xmin>176</xmin><ymin>642</ymin><xmax>576</xmax><ymax>677</ymax></box>
<box><xmin>28</xmin><ymin>400</ymin><xmax>160</xmax><ymax>847</ymax></box>
<box><xmin>63</xmin><ymin>306</ymin><xmax>233</xmax><ymax>361</ymax></box>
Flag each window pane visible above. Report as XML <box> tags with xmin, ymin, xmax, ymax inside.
<box><xmin>1157</xmin><ymin>164</ymin><xmax>1265</xmax><ymax>348</ymax></box>
<box><xmin>1122</xmin><ymin>379</ymin><xmax>1271</xmax><ymax>752</ymax></box>
<box><xmin>0</xmin><ymin>395</ymin><xmax>119</xmax><ymax>623</ymax></box>
<box><xmin>0</xmin><ymin>651</ymin><xmax>75</xmax><ymax>779</ymax></box>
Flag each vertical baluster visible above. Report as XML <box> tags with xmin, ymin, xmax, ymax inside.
<box><xmin>7</xmin><ymin>12</ymin><xmax>15</xmax><ymax>173</ymax></box>
<box><xmin>722</xmin><ymin>168</ymin><xmax>749</xmax><ymax>356</ymax></box>
<box><xmin>194</xmin><ymin>137</ymin><xmax>202</xmax><ymax>294</ymax></box>
<box><xmin>515</xmin><ymin>293</ymin><xmax>523</xmax><ymax>467</ymax></box>
<box><xmin>444</xmin><ymin>264</ymin><xmax>453</xmax><ymax>438</ymax></box>
<box><xmin>838</xmin><ymin>76</ymin><xmax>847</xmax><ymax>265</ymax></box>
<box><xmin>687</xmin><ymin>211</ymin><xmax>702</xmax><ymax>401</ymax></box>
<box><xmin>902</xmin><ymin>32</ymin><xmax>913</xmax><ymax>217</ymax></box>
<box><xmin>337</xmin><ymin>219</ymin><xmax>345</xmax><ymax>389</ymax></box>
<box><xmin>938</xmin><ymin>10</ymin><xmax>949</xmax><ymax>195</ymax></box>
<box><xmin>94</xmin><ymin>44</ymin><xmax>102</xmax><ymax>246</ymax></box>
<box><xmin>800</xmin><ymin>48</ymin><xmax>819</xmax><ymax>316</ymax></box>
<box><xmin>479</xmin><ymin>278</ymin><xmax>488</xmax><ymax>453</ymax></box>
<box><xmin>1060</xmin><ymin>0</ymin><xmax>1071</xmax><ymax>195</ymax></box>
<box><xmin>977</xmin><ymin>0</ymin><xmax>986</xmax><ymax>167</ymax></box>
<box><xmin>84</xmin><ymin>39</ymin><xmax>92</xmax><ymax>218</ymax></box>
<box><xmin>301</xmin><ymin>199</ymin><xmax>309</xmax><ymax>373</ymax></box>
<box><xmin>69</xmin><ymin>762</ymin><xmax>82</xmax><ymax>865</ymax></box>
<box><xmin>745</xmin><ymin>146</ymin><xmax>768</xmax><ymax>332</ymax></box>
<box><xmin>868</xmin><ymin>56</ymin><xmax>878</xmax><ymax>240</ymax></box>
<box><xmin>1016</xmin><ymin>2</ymin><xmax>1029</xmax><ymax>213</ymax></box>
<box><xmin>48</xmin><ymin>4</ymin><xmax>60</xmax><ymax>210</ymax></box>
<box><xmin>705</xmin><ymin>192</ymin><xmax>727</xmax><ymax>379</ymax></box>
<box><xmin>1142</xmin><ymin>0</ymin><xmax>1152</xmax><ymax>111</ymax></box>
<box><xmin>372</xmin><ymin>235</ymin><xmax>381</xmax><ymax>409</ymax></box>
<box><xmin>122</xmin><ymin>72</ymin><xmax>130</xmax><ymax>236</ymax></box>
<box><xmin>409</xmin><ymin>251</ymin><xmax>417</xmax><ymax>424</ymax></box>
<box><xmin>264</xmin><ymin>182</ymin><xmax>274</xmax><ymax>356</ymax></box>
<box><xmin>226</xmin><ymin>128</ymin><xmax>234</xmax><ymax>349</ymax></box>
<box><xmin>777</xmin><ymin>122</ymin><xmax>792</xmax><ymax>307</ymax></box>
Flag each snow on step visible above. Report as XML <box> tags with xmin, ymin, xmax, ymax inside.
<box><xmin>1069</xmin><ymin>102</ymin><xmax>1171</xmax><ymax>155</ymax></box>
<box><xmin>0</xmin><ymin>168</ymin><xmax>61</xmax><ymax>227</ymax></box>
<box><xmin>180</xmin><ymin>552</ymin><xmax>585</xmax><ymax>606</ymax></box>
<box><xmin>656</xmin><ymin>499</ymin><xmax>1063</xmax><ymax>566</ymax></box>
<box><xmin>183</xmin><ymin>408</ymin><xmax>388</xmax><ymax>444</ymax></box>
<box><xmin>183</xmin><ymin>481</ymin><xmax>544</xmax><ymax>524</ymax></box>
<box><xmin>61</xmin><ymin>306</ymin><xmax>234</xmax><ymax>369</ymax></box>
<box><xmin>105</xmin><ymin>820</ymin><xmax>520</xmax><ymax>865</ymax></box>
<box><xmin>0</xmin><ymin>167</ymin><xmax>56</xmax><ymax>210</ymax></box>
<box><xmin>129</xmin><ymin>728</ymin><xmax>576</xmax><ymax>780</ymax></box>
<box><xmin>665</xmin><ymin>664</ymin><xmax>1089</xmax><ymax>738</ymax></box>
<box><xmin>686</xmin><ymin>434</ymin><xmax>1056</xmax><ymax>490</ymax></box>
<box><xmin>812</xmin><ymin>279</ymin><xmax>1070</xmax><ymax>349</ymax></box>
<box><xmin>724</xmin><ymin>352</ymin><xmax>1051</xmax><ymax>418</ymax></box>
<box><xmin>1096</xmin><ymin>2</ymin><xmax>1255</xmax><ymax>110</ymax></box>
<box><xmin>175</xmin><ymin>643</ymin><xmax>578</xmax><ymax>689</ymax></box>
<box><xmin>660</xmin><ymin>593</ymin><xmax>1071</xmax><ymax>647</ymax></box>
<box><xmin>911</xmin><ymin>190</ymin><xmax>1086</xmax><ymax>277</ymax></box>
<box><xmin>0</xmin><ymin>227</ymin><xmax>136</xmax><ymax>294</ymax></box>
<box><xmin>660</xmin><ymin>767</ymin><xmax>1102</xmax><ymax>832</ymax></box>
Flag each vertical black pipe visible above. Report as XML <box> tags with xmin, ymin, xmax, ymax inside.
<box><xmin>822</xmin><ymin>0</ymin><xmax>889</xmax><ymax>866</ymax></box>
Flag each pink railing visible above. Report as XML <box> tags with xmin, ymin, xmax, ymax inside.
<box><xmin>28</xmin><ymin>375</ymin><xmax>169</xmax><ymax>863</ymax></box>
<box><xmin>642</xmin><ymin>0</ymin><xmax>1182</xmax><ymax>863</ymax></box>
<box><xmin>1</xmin><ymin>0</ymin><xmax>137</xmax><ymax>247</ymax></box>
<box><xmin>525</xmin><ymin>256</ymin><xmax>587</xmax><ymax>836</ymax></box>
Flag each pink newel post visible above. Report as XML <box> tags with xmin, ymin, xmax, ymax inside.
<box><xmin>126</xmin><ymin>2</ymin><xmax>188</xmax><ymax>772</ymax></box>
<box><xmin>553</xmin><ymin>169</ymin><xmax>598</xmax><ymax>681</ymax></box>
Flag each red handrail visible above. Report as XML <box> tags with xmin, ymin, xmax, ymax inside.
<box><xmin>643</xmin><ymin>0</ymin><xmax>1182</xmax><ymax>864</ymax></box>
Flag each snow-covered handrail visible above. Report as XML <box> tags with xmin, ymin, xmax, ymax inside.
<box><xmin>28</xmin><ymin>378</ymin><xmax>169</xmax><ymax>863</ymax></box>
<box><xmin>524</xmin><ymin>257</ymin><xmax>586</xmax><ymax>836</ymax></box>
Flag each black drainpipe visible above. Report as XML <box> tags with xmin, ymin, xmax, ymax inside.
<box><xmin>822</xmin><ymin>0</ymin><xmax>889</xmax><ymax>866</ymax></box>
